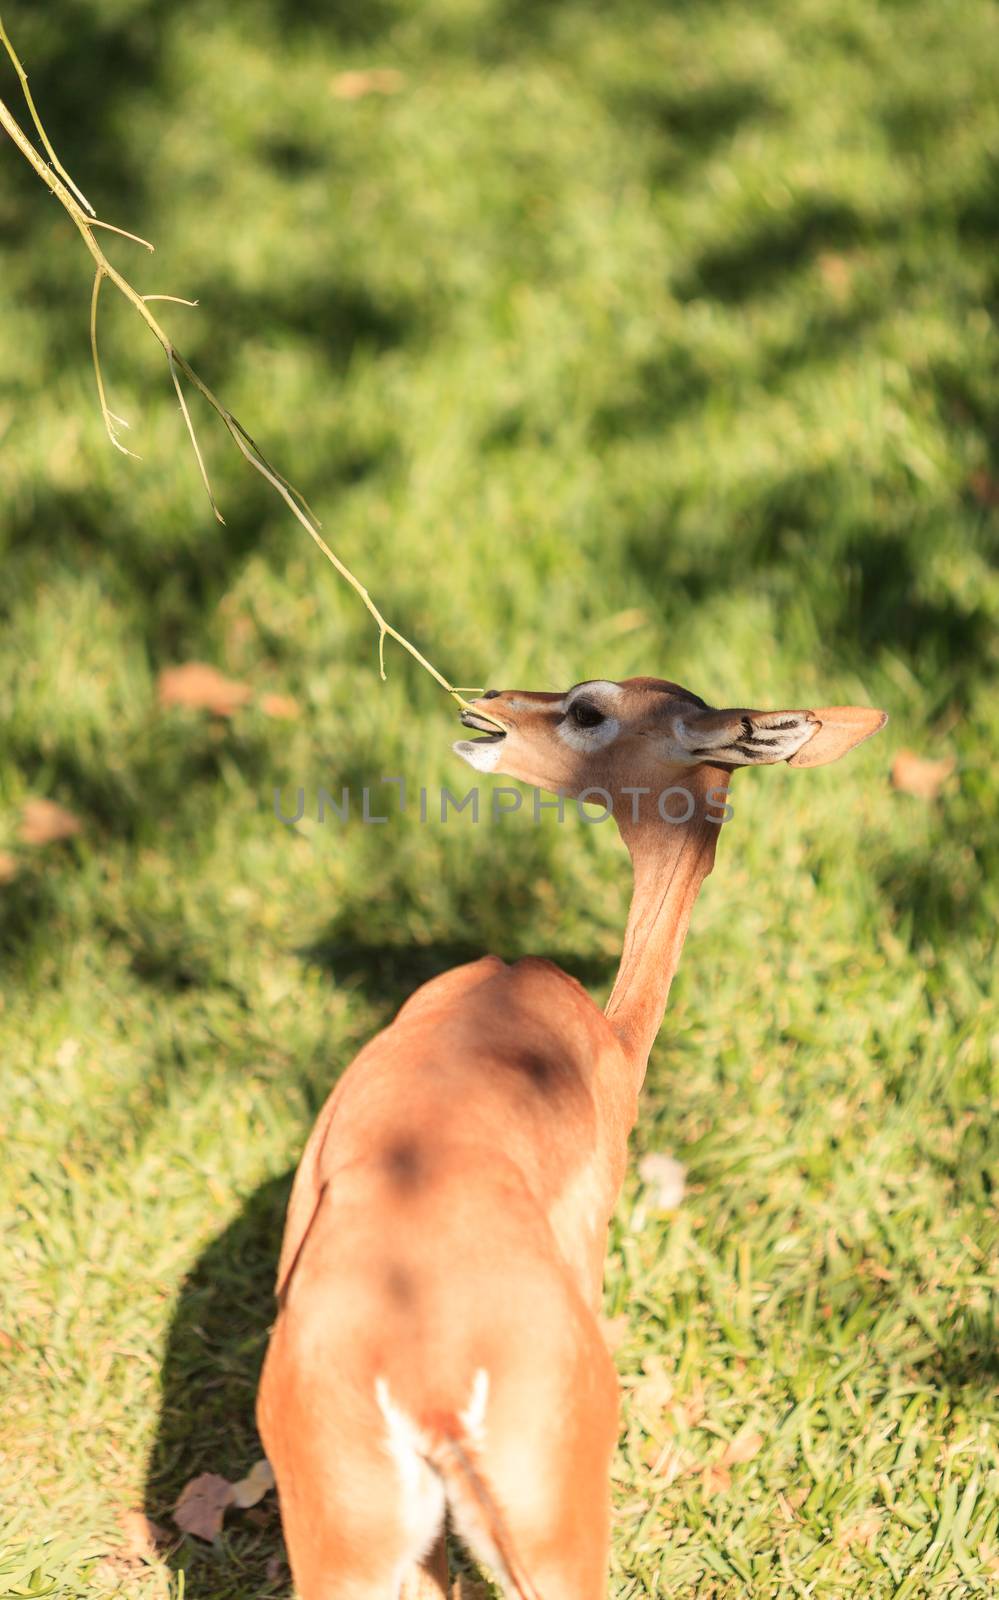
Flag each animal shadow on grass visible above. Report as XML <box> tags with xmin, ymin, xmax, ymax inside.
<box><xmin>146</xmin><ymin>1170</ymin><xmax>293</xmax><ymax>1594</ymax></box>
<box><xmin>301</xmin><ymin>931</ymin><xmax>617</xmax><ymax>1008</ymax></box>
<box><xmin>929</xmin><ymin>1308</ymin><xmax>999</xmax><ymax>1394</ymax></box>
<box><xmin>147</xmin><ymin>1173</ymin><xmax>495</xmax><ymax>1596</ymax></box>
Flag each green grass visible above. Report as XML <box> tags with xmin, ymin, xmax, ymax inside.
<box><xmin>1</xmin><ymin>0</ymin><xmax>997</xmax><ymax>1595</ymax></box>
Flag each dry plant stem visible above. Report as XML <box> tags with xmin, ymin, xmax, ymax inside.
<box><xmin>0</xmin><ymin>21</ymin><xmax>501</xmax><ymax>724</ymax></box>
<box><xmin>168</xmin><ymin>349</ymin><xmax>224</xmax><ymax>522</ymax></box>
<box><xmin>90</xmin><ymin>267</ymin><xmax>138</xmax><ymax>458</ymax></box>
<box><xmin>0</xmin><ymin>15</ymin><xmax>93</xmax><ymax>214</ymax></box>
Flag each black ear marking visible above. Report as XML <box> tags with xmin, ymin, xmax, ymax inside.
<box><xmin>676</xmin><ymin>706</ymin><xmax>816</xmax><ymax>765</ymax></box>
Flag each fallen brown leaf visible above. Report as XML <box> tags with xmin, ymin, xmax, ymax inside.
<box><xmin>230</xmin><ymin>1457</ymin><xmax>276</xmax><ymax>1509</ymax></box>
<box><xmin>776</xmin><ymin>1490</ymin><xmax>798</xmax><ymax>1524</ymax></box>
<box><xmin>861</xmin><ymin>1257</ymin><xmax>894</xmax><ymax>1282</ymax></box>
<box><xmin>157</xmin><ymin>662</ymin><xmax>253</xmax><ymax>718</ymax></box>
<box><xmin>890</xmin><ymin>750</ymin><xmax>956</xmax><ymax>800</ymax></box>
<box><xmin>174</xmin><ymin>1472</ymin><xmax>235</xmax><ymax>1541</ymax></box>
<box><xmin>720</xmin><ymin>1429</ymin><xmax>764</xmax><ymax>1467</ymax></box>
<box><xmin>331</xmin><ymin>68</ymin><xmax>404</xmax><ymax>100</ymax></box>
<box><xmin>19</xmin><ymin>798</ymin><xmax>83</xmax><ymax>845</ymax></box>
<box><xmin>969</xmin><ymin>470</ymin><xmax>999</xmax><ymax>508</ymax></box>
<box><xmin>979</xmin><ymin>1540</ymin><xmax>999</xmax><ymax>1578</ymax></box>
<box><xmin>259</xmin><ymin>692</ymin><xmax>301</xmax><ymax>721</ymax></box>
<box><xmin>646</xmin><ymin>1441</ymin><xmax>699</xmax><ymax>1486</ymax></box>
<box><xmin>0</xmin><ymin>850</ymin><xmax>19</xmax><ymax>884</ymax></box>
<box><xmin>817</xmin><ymin>251</ymin><xmax>853</xmax><ymax>300</ymax></box>
<box><xmin>701</xmin><ymin>1462</ymin><xmax>732</xmax><ymax>1498</ymax></box>
<box><xmin>837</xmin><ymin>1508</ymin><xmax>882</xmax><ymax>1550</ymax></box>
<box><xmin>612</xmin><ymin>1495</ymin><xmax>650</xmax><ymax>1524</ymax></box>
<box><xmin>117</xmin><ymin>1508</ymin><xmax>172</xmax><ymax>1563</ymax></box>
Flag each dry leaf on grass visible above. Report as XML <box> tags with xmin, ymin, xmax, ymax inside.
<box><xmin>979</xmin><ymin>1542</ymin><xmax>999</xmax><ymax>1578</ymax></box>
<box><xmin>637</xmin><ymin>1153</ymin><xmax>686</xmax><ymax>1209</ymax></box>
<box><xmin>701</xmin><ymin>1462</ymin><xmax>732</xmax><ymax>1499</ymax></box>
<box><xmin>174</xmin><ymin>1459</ymin><xmax>275</xmax><ymax>1541</ymax></box>
<box><xmin>776</xmin><ymin>1490</ymin><xmax>799</xmax><ymax>1524</ymax></box>
<box><xmin>230</xmin><ymin>1457</ymin><xmax>276</xmax><ymax>1509</ymax></box>
<box><xmin>0</xmin><ymin>850</ymin><xmax>19</xmax><ymax>883</ymax></box>
<box><xmin>157</xmin><ymin>662</ymin><xmax>253</xmax><ymax>718</ymax></box>
<box><xmin>643</xmin><ymin>1424</ymin><xmax>761</xmax><ymax>1499</ymax></box>
<box><xmin>837</xmin><ymin>1508</ymin><xmax>882</xmax><ymax>1550</ymax></box>
<box><xmin>719</xmin><ymin>1429</ymin><xmax>764</xmax><ymax>1467</ymax></box>
<box><xmin>259</xmin><ymin>692</ymin><xmax>301</xmax><ymax>720</ymax></box>
<box><xmin>861</xmin><ymin>1257</ymin><xmax>893</xmax><ymax>1283</ymax></box>
<box><xmin>890</xmin><ymin>750</ymin><xmax>955</xmax><ymax>800</ymax></box>
<box><xmin>645</xmin><ymin>1440</ymin><xmax>699</xmax><ymax>1487</ymax></box>
<box><xmin>19</xmin><ymin>798</ymin><xmax>83</xmax><ymax>845</ymax></box>
<box><xmin>969</xmin><ymin>470</ymin><xmax>999</xmax><ymax>508</ymax></box>
<box><xmin>174</xmin><ymin>1472</ymin><xmax>236</xmax><ymax>1541</ymax></box>
<box><xmin>117</xmin><ymin>1508</ymin><xmax>172</xmax><ymax>1563</ymax></box>
<box><xmin>331</xmin><ymin>68</ymin><xmax>404</xmax><ymax>99</ymax></box>
<box><xmin>817</xmin><ymin>251</ymin><xmax>853</xmax><ymax>300</ymax></box>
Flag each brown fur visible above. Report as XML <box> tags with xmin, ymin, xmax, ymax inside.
<box><xmin>258</xmin><ymin>959</ymin><xmax>626</xmax><ymax>1599</ymax></box>
<box><xmin>257</xmin><ymin>676</ymin><xmax>886</xmax><ymax>1598</ymax></box>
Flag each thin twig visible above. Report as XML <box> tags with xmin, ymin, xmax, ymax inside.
<box><xmin>221</xmin><ymin>406</ymin><xmax>325</xmax><ymax>527</ymax></box>
<box><xmin>0</xmin><ymin>15</ymin><xmax>94</xmax><ymax>215</ymax></box>
<box><xmin>0</xmin><ymin>18</ymin><xmax>503</xmax><ymax>726</ymax></box>
<box><xmin>142</xmin><ymin>294</ymin><xmax>199</xmax><ymax>306</ymax></box>
<box><xmin>88</xmin><ymin>217</ymin><xmax>155</xmax><ymax>251</ymax></box>
<box><xmin>90</xmin><ymin>266</ymin><xmax>138</xmax><ymax>458</ymax></box>
<box><xmin>168</xmin><ymin>351</ymin><xmax>224</xmax><ymax>523</ymax></box>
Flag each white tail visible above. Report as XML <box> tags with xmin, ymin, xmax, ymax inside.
<box><xmin>375</xmin><ymin>1375</ymin><xmax>541</xmax><ymax>1600</ymax></box>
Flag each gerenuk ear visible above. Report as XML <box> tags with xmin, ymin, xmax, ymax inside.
<box><xmin>675</xmin><ymin>704</ymin><xmax>887</xmax><ymax>767</ymax></box>
<box><xmin>786</xmin><ymin>705</ymin><xmax>888</xmax><ymax>767</ymax></box>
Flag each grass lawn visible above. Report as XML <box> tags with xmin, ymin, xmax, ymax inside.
<box><xmin>1</xmin><ymin>0</ymin><xmax>997</xmax><ymax>1595</ymax></box>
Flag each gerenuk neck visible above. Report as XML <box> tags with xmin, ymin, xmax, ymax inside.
<box><xmin>605</xmin><ymin>764</ymin><xmax>730</xmax><ymax>1083</ymax></box>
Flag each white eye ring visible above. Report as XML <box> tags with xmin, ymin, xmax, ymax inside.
<box><xmin>565</xmin><ymin>679</ymin><xmax>623</xmax><ymax>709</ymax></box>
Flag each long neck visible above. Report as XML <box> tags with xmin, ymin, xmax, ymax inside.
<box><xmin>605</xmin><ymin>765</ymin><xmax>730</xmax><ymax>1080</ymax></box>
